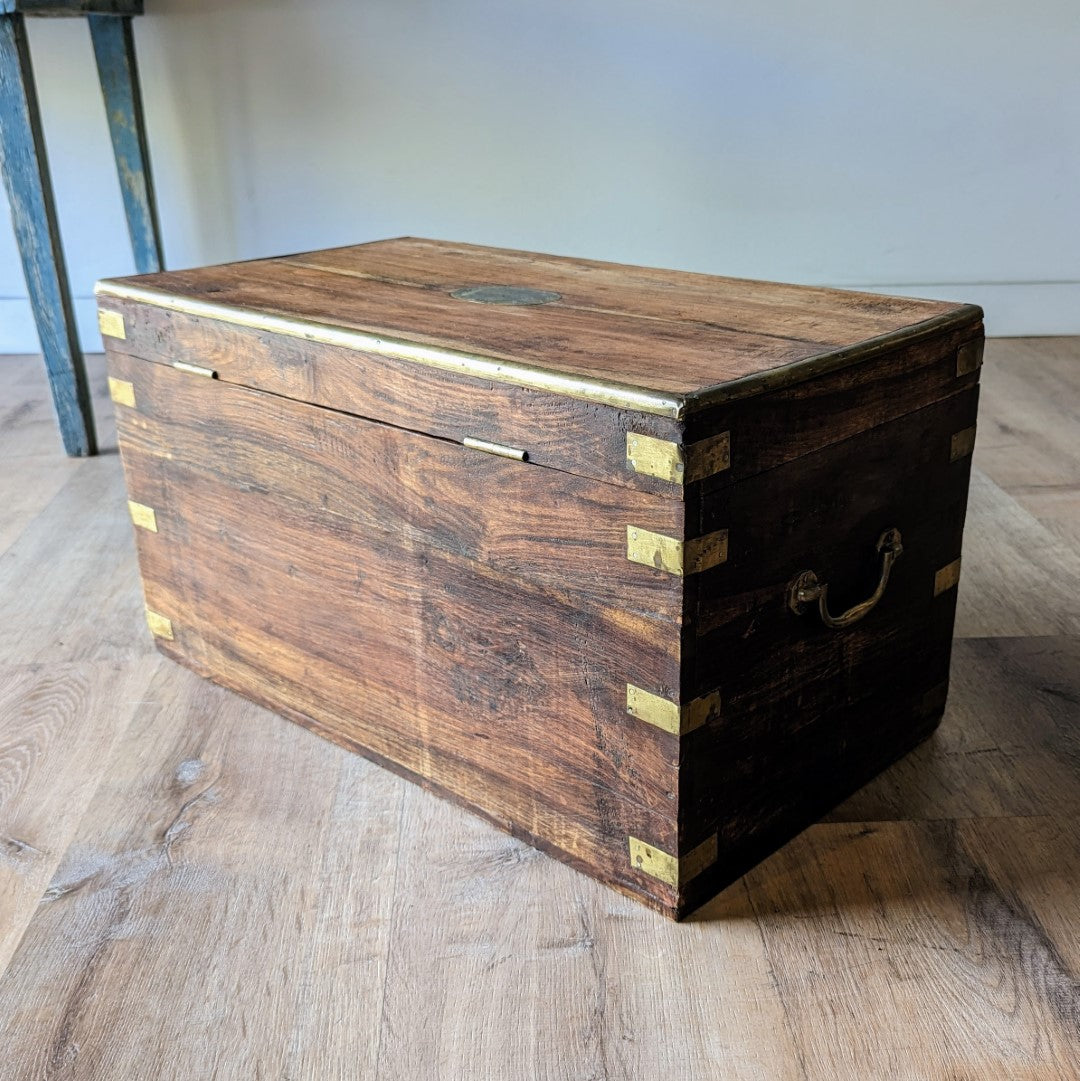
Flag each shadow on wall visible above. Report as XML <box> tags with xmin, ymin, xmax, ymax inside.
<box><xmin>138</xmin><ymin>0</ymin><xmax>290</xmax><ymax>270</ymax></box>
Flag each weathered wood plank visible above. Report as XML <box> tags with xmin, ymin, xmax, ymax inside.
<box><xmin>711</xmin><ymin>813</ymin><xmax>1080</xmax><ymax>1080</ymax></box>
<box><xmin>286</xmin><ymin>235</ymin><xmax>963</xmax><ymax>342</ymax></box>
<box><xmin>956</xmin><ymin>469</ymin><xmax>1080</xmax><ymax>637</ymax></box>
<box><xmin>108</xmin><ymin>350</ymin><xmax>686</xmax><ymax>620</ymax></box>
<box><xmin>0</xmin><ymin>663</ymin><xmax>401</xmax><ymax>1079</ymax></box>
<box><xmin>0</xmin><ymin>658</ymin><xmax>156</xmax><ymax>975</ymax></box>
<box><xmin>120</xmin><ymin>451</ymin><xmax>683</xmax><ymax>911</ymax></box>
<box><xmin>973</xmin><ymin>337</ymin><xmax>1080</xmax><ymax>525</ymax></box>
<box><xmin>100</xmin><ymin>306</ymin><xmax>684</xmax><ymax>495</ymax></box>
<box><xmin>0</xmin><ymin>456</ymin><xmax>150</xmax><ymax>664</ymax></box>
<box><xmin>829</xmin><ymin>636</ymin><xmax>1080</xmax><ymax>823</ymax></box>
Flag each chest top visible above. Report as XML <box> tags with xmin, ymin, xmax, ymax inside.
<box><xmin>96</xmin><ymin>237</ymin><xmax>981</xmax><ymax>420</ymax></box>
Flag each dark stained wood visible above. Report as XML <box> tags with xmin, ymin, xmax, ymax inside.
<box><xmin>100</xmin><ymin>239</ymin><xmax>984</xmax><ymax>919</ymax></box>
<box><xmin>672</xmin><ymin>390</ymin><xmax>976</xmax><ymax>915</ymax></box>
<box><xmin>685</xmin><ymin>322</ymin><xmax>982</xmax><ymax>490</ymax></box>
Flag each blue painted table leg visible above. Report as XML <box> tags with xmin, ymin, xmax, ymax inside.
<box><xmin>0</xmin><ymin>13</ymin><xmax>96</xmax><ymax>457</ymax></box>
<box><xmin>89</xmin><ymin>14</ymin><xmax>162</xmax><ymax>275</ymax></box>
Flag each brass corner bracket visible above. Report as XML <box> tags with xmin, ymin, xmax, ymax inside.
<box><xmin>98</xmin><ymin>309</ymin><xmax>126</xmax><ymax>340</ymax></box>
<box><xmin>107</xmin><ymin>377</ymin><xmax>136</xmax><ymax>408</ymax></box>
<box><xmin>628</xmin><ymin>834</ymin><xmax>718</xmax><ymax>888</ymax></box>
<box><xmin>956</xmin><ymin>340</ymin><xmax>984</xmax><ymax>377</ymax></box>
<box><xmin>934</xmin><ymin>558</ymin><xmax>962</xmax><ymax>596</ymax></box>
<box><xmin>127</xmin><ymin>500</ymin><xmax>158</xmax><ymax>532</ymax></box>
<box><xmin>626</xmin><ymin>430</ymin><xmax>730</xmax><ymax>485</ymax></box>
<box><xmin>144</xmin><ymin>607</ymin><xmax>174</xmax><ymax>640</ymax></box>
<box><xmin>625</xmin><ymin>684</ymin><xmax>720</xmax><ymax>736</ymax></box>
<box><xmin>950</xmin><ymin>426</ymin><xmax>976</xmax><ymax>462</ymax></box>
<box><xmin>626</xmin><ymin>526</ymin><xmax>728</xmax><ymax>576</ymax></box>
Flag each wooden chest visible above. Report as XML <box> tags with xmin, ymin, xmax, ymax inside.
<box><xmin>96</xmin><ymin>238</ymin><xmax>983</xmax><ymax>919</ymax></box>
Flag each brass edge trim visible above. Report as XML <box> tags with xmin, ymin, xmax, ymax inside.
<box><xmin>626</xmin><ymin>684</ymin><xmax>720</xmax><ymax>735</ymax></box>
<box><xmin>145</xmin><ymin>607</ymin><xmax>173</xmax><ymax>640</ymax></box>
<box><xmin>950</xmin><ymin>425</ymin><xmax>977</xmax><ymax>462</ymax></box>
<box><xmin>127</xmin><ymin>500</ymin><xmax>158</xmax><ymax>532</ymax></box>
<box><xmin>628</xmin><ymin>834</ymin><xmax>718</xmax><ymax>887</ymax></box>
<box><xmin>98</xmin><ymin>308</ymin><xmax>126</xmax><ymax>339</ymax></box>
<box><xmin>463</xmin><ymin>436</ymin><xmax>527</xmax><ymax>461</ymax></box>
<box><xmin>94</xmin><ymin>280</ymin><xmax>687</xmax><ymax>419</ymax></box>
<box><xmin>626</xmin><ymin>526</ymin><xmax>728</xmax><ymax>576</ymax></box>
<box><xmin>173</xmin><ymin>360</ymin><xmax>217</xmax><ymax>378</ymax></box>
<box><xmin>95</xmin><ymin>285</ymin><xmax>982</xmax><ymax>419</ymax></box>
<box><xmin>934</xmin><ymin>558</ymin><xmax>962</xmax><ymax>596</ymax></box>
<box><xmin>626</xmin><ymin>430</ymin><xmax>731</xmax><ymax>484</ymax></box>
<box><xmin>107</xmin><ymin>376</ymin><xmax>136</xmax><ymax>408</ymax></box>
<box><xmin>684</xmin><ymin>305</ymin><xmax>985</xmax><ymax>413</ymax></box>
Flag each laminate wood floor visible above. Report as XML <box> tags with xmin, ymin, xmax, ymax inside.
<box><xmin>1</xmin><ymin>340</ymin><xmax>1078</xmax><ymax>1080</ymax></box>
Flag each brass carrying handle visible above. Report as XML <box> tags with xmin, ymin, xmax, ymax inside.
<box><xmin>787</xmin><ymin>528</ymin><xmax>903</xmax><ymax>630</ymax></box>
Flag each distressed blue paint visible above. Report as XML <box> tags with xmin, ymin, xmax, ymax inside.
<box><xmin>89</xmin><ymin>13</ymin><xmax>161</xmax><ymax>274</ymax></box>
<box><xmin>0</xmin><ymin>13</ymin><xmax>96</xmax><ymax>455</ymax></box>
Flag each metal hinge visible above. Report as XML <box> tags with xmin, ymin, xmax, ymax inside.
<box><xmin>626</xmin><ymin>526</ymin><xmax>728</xmax><ymax>576</ymax></box>
<box><xmin>626</xmin><ymin>430</ymin><xmax>730</xmax><ymax>484</ymax></box>
<box><xmin>628</xmin><ymin>834</ymin><xmax>718</xmax><ymax>888</ymax></box>
<box><xmin>172</xmin><ymin>360</ymin><xmax>218</xmax><ymax>378</ymax></box>
<box><xmin>625</xmin><ymin>684</ymin><xmax>720</xmax><ymax>736</ymax></box>
<box><xmin>463</xmin><ymin>436</ymin><xmax>527</xmax><ymax>461</ymax></box>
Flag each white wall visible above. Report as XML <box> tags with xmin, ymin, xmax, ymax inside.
<box><xmin>2</xmin><ymin>0</ymin><xmax>1078</xmax><ymax>352</ymax></box>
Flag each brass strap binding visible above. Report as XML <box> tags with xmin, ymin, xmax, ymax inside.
<box><xmin>787</xmin><ymin>528</ymin><xmax>903</xmax><ymax>629</ymax></box>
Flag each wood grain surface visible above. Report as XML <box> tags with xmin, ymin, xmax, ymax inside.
<box><xmin>0</xmin><ymin>339</ymin><xmax>1077</xmax><ymax>1077</ymax></box>
<box><xmin>98</xmin><ymin>236</ymin><xmax>981</xmax><ymax>405</ymax></box>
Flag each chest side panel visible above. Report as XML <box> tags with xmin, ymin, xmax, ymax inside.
<box><xmin>108</xmin><ymin>350</ymin><xmax>692</xmax><ymax>915</ymax></box>
<box><xmin>684</xmin><ymin>323</ymin><xmax>983</xmax><ymax>491</ymax></box>
<box><xmin>676</xmin><ymin>382</ymin><xmax>980</xmax><ymax>912</ymax></box>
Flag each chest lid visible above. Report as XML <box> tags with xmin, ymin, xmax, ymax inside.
<box><xmin>96</xmin><ymin>237</ymin><xmax>983</xmax><ymax>493</ymax></box>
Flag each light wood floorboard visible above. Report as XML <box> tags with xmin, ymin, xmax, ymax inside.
<box><xmin>0</xmin><ymin>340</ymin><xmax>1077</xmax><ymax>1079</ymax></box>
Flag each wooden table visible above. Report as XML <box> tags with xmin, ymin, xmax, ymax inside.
<box><xmin>0</xmin><ymin>0</ymin><xmax>161</xmax><ymax>456</ymax></box>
